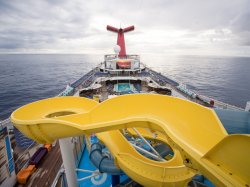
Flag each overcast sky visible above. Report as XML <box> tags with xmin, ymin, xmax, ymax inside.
<box><xmin>0</xmin><ymin>0</ymin><xmax>250</xmax><ymax>56</ymax></box>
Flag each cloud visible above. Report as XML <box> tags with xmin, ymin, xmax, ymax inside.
<box><xmin>0</xmin><ymin>0</ymin><xmax>91</xmax><ymax>52</ymax></box>
<box><xmin>229</xmin><ymin>11</ymin><xmax>250</xmax><ymax>46</ymax></box>
<box><xmin>0</xmin><ymin>0</ymin><xmax>250</xmax><ymax>56</ymax></box>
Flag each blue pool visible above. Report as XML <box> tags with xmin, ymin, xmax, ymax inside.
<box><xmin>115</xmin><ymin>83</ymin><xmax>132</xmax><ymax>92</ymax></box>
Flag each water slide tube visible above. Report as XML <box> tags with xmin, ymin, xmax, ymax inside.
<box><xmin>89</xmin><ymin>142</ymin><xmax>123</xmax><ymax>174</ymax></box>
<box><xmin>89</xmin><ymin>135</ymin><xmax>172</xmax><ymax>175</ymax></box>
<box><xmin>11</xmin><ymin>95</ymin><xmax>250</xmax><ymax>187</ymax></box>
<box><xmin>96</xmin><ymin>129</ymin><xmax>192</xmax><ymax>186</ymax></box>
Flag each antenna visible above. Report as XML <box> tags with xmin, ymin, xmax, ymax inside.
<box><xmin>107</xmin><ymin>25</ymin><xmax>135</xmax><ymax>57</ymax></box>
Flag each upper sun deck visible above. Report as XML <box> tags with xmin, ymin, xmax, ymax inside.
<box><xmin>101</xmin><ymin>54</ymin><xmax>144</xmax><ymax>73</ymax></box>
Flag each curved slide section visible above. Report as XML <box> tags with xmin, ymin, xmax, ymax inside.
<box><xmin>96</xmin><ymin>130</ymin><xmax>193</xmax><ymax>186</ymax></box>
<box><xmin>11</xmin><ymin>94</ymin><xmax>250</xmax><ymax>187</ymax></box>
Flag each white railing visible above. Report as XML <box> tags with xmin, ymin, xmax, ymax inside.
<box><xmin>14</xmin><ymin>141</ymin><xmax>37</xmax><ymax>170</ymax></box>
<box><xmin>0</xmin><ymin>118</ymin><xmax>12</xmax><ymax>129</ymax></box>
<box><xmin>104</xmin><ymin>54</ymin><xmax>140</xmax><ymax>61</ymax></box>
<box><xmin>198</xmin><ymin>94</ymin><xmax>243</xmax><ymax>111</ymax></box>
<box><xmin>51</xmin><ymin>166</ymin><xmax>65</xmax><ymax>187</ymax></box>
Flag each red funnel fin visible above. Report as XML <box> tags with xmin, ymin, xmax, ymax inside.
<box><xmin>107</xmin><ymin>25</ymin><xmax>135</xmax><ymax>57</ymax></box>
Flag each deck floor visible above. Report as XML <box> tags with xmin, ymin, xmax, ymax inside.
<box><xmin>16</xmin><ymin>142</ymin><xmax>62</xmax><ymax>187</ymax></box>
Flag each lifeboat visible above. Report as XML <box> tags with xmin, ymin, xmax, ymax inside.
<box><xmin>116</xmin><ymin>59</ymin><xmax>131</xmax><ymax>69</ymax></box>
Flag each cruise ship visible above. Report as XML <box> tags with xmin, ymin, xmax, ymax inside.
<box><xmin>1</xmin><ymin>25</ymin><xmax>250</xmax><ymax>187</ymax></box>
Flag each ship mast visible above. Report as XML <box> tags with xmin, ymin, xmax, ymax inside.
<box><xmin>107</xmin><ymin>25</ymin><xmax>134</xmax><ymax>58</ymax></box>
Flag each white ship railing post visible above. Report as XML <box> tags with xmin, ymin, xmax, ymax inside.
<box><xmin>59</xmin><ymin>138</ymin><xmax>78</xmax><ymax>187</ymax></box>
<box><xmin>132</xmin><ymin>128</ymin><xmax>165</xmax><ymax>161</ymax></box>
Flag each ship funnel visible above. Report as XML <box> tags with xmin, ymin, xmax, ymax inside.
<box><xmin>107</xmin><ymin>25</ymin><xmax>135</xmax><ymax>57</ymax></box>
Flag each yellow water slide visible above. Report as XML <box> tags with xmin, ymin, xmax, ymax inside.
<box><xmin>11</xmin><ymin>94</ymin><xmax>250</xmax><ymax>187</ymax></box>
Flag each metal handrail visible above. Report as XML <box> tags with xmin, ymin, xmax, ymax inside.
<box><xmin>76</xmin><ymin>168</ymin><xmax>102</xmax><ymax>182</ymax></box>
<box><xmin>131</xmin><ymin>144</ymin><xmax>163</xmax><ymax>161</ymax></box>
<box><xmin>13</xmin><ymin>141</ymin><xmax>37</xmax><ymax>164</ymax></box>
<box><xmin>0</xmin><ymin>118</ymin><xmax>12</xmax><ymax>129</ymax></box>
<box><xmin>198</xmin><ymin>94</ymin><xmax>244</xmax><ymax>111</ymax></box>
<box><xmin>132</xmin><ymin>128</ymin><xmax>164</xmax><ymax>161</ymax></box>
<box><xmin>51</xmin><ymin>166</ymin><xmax>65</xmax><ymax>187</ymax></box>
<box><xmin>0</xmin><ymin>143</ymin><xmax>36</xmax><ymax>177</ymax></box>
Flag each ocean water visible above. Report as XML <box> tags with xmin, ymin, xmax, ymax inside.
<box><xmin>1</xmin><ymin>54</ymin><xmax>250</xmax><ymax>120</ymax></box>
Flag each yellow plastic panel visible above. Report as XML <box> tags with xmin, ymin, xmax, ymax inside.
<box><xmin>201</xmin><ymin>134</ymin><xmax>250</xmax><ymax>187</ymax></box>
<box><xmin>97</xmin><ymin>130</ymin><xmax>193</xmax><ymax>187</ymax></box>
